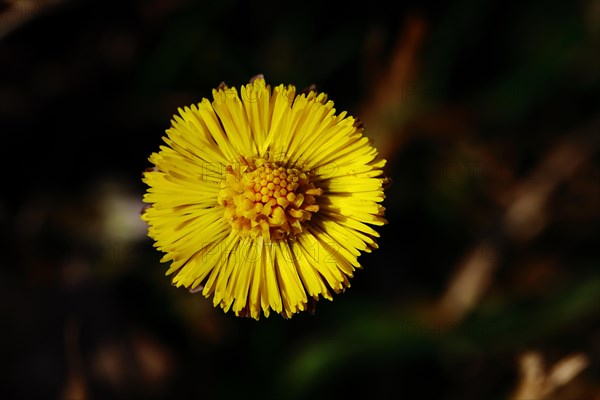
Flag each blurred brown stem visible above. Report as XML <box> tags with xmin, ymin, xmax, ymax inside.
<box><xmin>0</xmin><ymin>0</ymin><xmax>64</xmax><ymax>40</ymax></box>
<box><xmin>61</xmin><ymin>319</ymin><xmax>88</xmax><ymax>400</ymax></box>
<box><xmin>433</xmin><ymin>115</ymin><xmax>600</xmax><ymax>327</ymax></box>
<box><xmin>511</xmin><ymin>351</ymin><xmax>589</xmax><ymax>399</ymax></box>
<box><xmin>360</xmin><ymin>13</ymin><xmax>427</xmax><ymax>160</ymax></box>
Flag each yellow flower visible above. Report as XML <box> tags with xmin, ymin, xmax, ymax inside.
<box><xmin>142</xmin><ymin>75</ymin><xmax>388</xmax><ymax>319</ymax></box>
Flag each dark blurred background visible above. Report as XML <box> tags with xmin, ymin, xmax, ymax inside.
<box><xmin>1</xmin><ymin>0</ymin><xmax>599</xmax><ymax>399</ymax></box>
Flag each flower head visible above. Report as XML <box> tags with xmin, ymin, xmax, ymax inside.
<box><xmin>142</xmin><ymin>75</ymin><xmax>387</xmax><ymax>319</ymax></box>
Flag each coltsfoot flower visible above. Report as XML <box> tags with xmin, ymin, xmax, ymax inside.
<box><xmin>142</xmin><ymin>75</ymin><xmax>388</xmax><ymax>319</ymax></box>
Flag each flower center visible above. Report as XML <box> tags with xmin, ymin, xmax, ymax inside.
<box><xmin>218</xmin><ymin>157</ymin><xmax>322</xmax><ymax>241</ymax></box>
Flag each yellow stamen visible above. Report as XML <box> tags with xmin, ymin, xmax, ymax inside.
<box><xmin>218</xmin><ymin>158</ymin><xmax>321</xmax><ymax>241</ymax></box>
